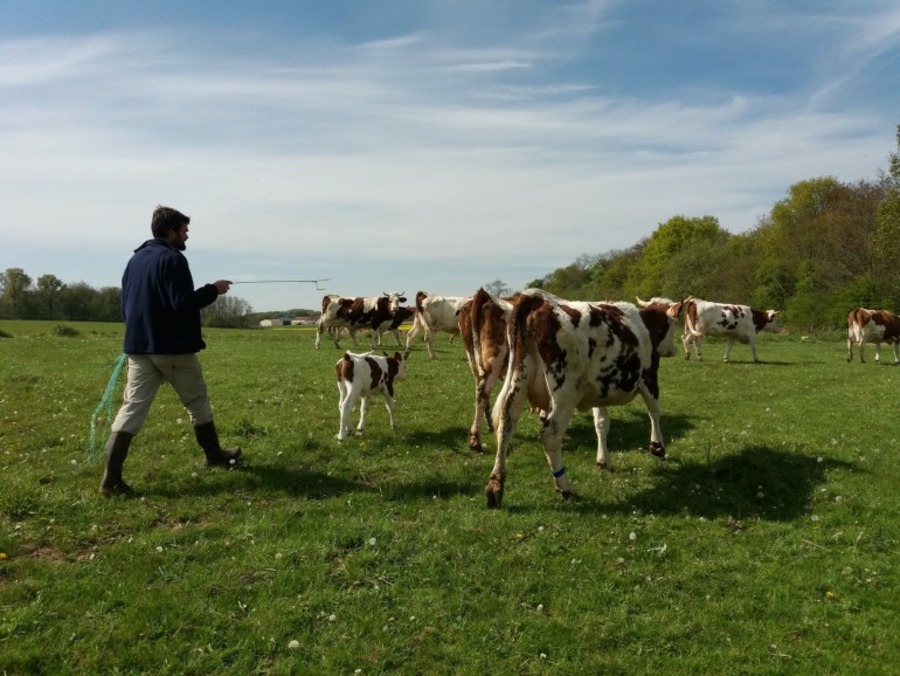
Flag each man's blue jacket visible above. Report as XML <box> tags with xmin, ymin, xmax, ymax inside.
<box><xmin>121</xmin><ymin>239</ymin><xmax>219</xmax><ymax>354</ymax></box>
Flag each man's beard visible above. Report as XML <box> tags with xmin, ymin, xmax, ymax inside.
<box><xmin>174</xmin><ymin>241</ymin><xmax>186</xmax><ymax>251</ymax></box>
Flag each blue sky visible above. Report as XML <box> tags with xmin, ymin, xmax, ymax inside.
<box><xmin>2</xmin><ymin>1</ymin><xmax>898</xmax><ymax>312</ymax></box>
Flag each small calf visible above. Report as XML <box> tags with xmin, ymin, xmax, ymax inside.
<box><xmin>335</xmin><ymin>350</ymin><xmax>408</xmax><ymax>441</ymax></box>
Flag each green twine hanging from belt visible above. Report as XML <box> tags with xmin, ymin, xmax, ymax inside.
<box><xmin>88</xmin><ymin>353</ymin><xmax>127</xmax><ymax>463</ymax></box>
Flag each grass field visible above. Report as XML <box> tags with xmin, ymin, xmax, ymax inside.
<box><xmin>0</xmin><ymin>319</ymin><xmax>897</xmax><ymax>674</ymax></box>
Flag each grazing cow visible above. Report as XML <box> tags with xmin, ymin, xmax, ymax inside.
<box><xmin>335</xmin><ymin>350</ymin><xmax>408</xmax><ymax>441</ymax></box>
<box><xmin>457</xmin><ymin>288</ymin><xmax>516</xmax><ymax>451</ymax></box>
<box><xmin>406</xmin><ymin>291</ymin><xmax>471</xmax><ymax>359</ymax></box>
<box><xmin>681</xmin><ymin>297</ymin><xmax>780</xmax><ymax>363</ymax></box>
<box><xmin>316</xmin><ymin>292</ymin><xmax>408</xmax><ymax>349</ymax></box>
<box><xmin>846</xmin><ymin>307</ymin><xmax>900</xmax><ymax>364</ymax></box>
<box><xmin>486</xmin><ymin>291</ymin><xmax>683</xmax><ymax>507</ymax></box>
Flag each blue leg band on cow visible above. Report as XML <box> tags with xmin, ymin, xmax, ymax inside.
<box><xmin>552</xmin><ymin>466</ymin><xmax>567</xmax><ymax>478</ymax></box>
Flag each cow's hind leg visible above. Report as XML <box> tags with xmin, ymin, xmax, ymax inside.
<box><xmin>486</xmin><ymin>367</ymin><xmax>528</xmax><ymax>507</ymax></box>
<box><xmin>592</xmin><ymin>406</ymin><xmax>612</xmax><ymax>469</ymax></box>
<box><xmin>356</xmin><ymin>396</ymin><xmax>370</xmax><ymax>435</ymax></box>
<box><xmin>384</xmin><ymin>394</ymin><xmax>397</xmax><ymax>429</ymax></box>
<box><xmin>539</xmin><ymin>402</ymin><xmax>576</xmax><ymax>500</ymax></box>
<box><xmin>637</xmin><ymin>386</ymin><xmax>666</xmax><ymax>458</ymax></box>
<box><xmin>336</xmin><ymin>386</ymin><xmax>354</xmax><ymax>441</ymax></box>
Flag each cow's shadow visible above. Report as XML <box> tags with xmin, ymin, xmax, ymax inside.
<box><xmin>555</xmin><ymin>445</ymin><xmax>856</xmax><ymax>521</ymax></box>
<box><xmin>561</xmin><ymin>409</ymin><xmax>695</xmax><ymax>455</ymax></box>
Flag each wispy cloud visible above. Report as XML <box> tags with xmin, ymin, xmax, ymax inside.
<box><xmin>1</xmin><ymin>1</ymin><xmax>896</xmax><ymax>310</ymax></box>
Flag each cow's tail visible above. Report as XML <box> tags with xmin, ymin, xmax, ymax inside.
<box><xmin>467</xmin><ymin>288</ymin><xmax>495</xmax><ymax>373</ymax></box>
<box><xmin>415</xmin><ymin>291</ymin><xmax>428</xmax><ymax>314</ymax></box>
<box><xmin>847</xmin><ymin>307</ymin><xmax>863</xmax><ymax>361</ymax></box>
<box><xmin>491</xmin><ymin>292</ymin><xmax>545</xmax><ymax>432</ymax></box>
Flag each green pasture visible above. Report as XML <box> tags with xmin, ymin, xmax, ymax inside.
<box><xmin>0</xmin><ymin>320</ymin><xmax>896</xmax><ymax>674</ymax></box>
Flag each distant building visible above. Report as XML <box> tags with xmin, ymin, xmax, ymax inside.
<box><xmin>259</xmin><ymin>317</ymin><xmax>291</xmax><ymax>327</ymax></box>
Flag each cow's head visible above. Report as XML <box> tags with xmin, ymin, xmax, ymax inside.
<box><xmin>640</xmin><ymin>304</ymin><xmax>681</xmax><ymax>358</ymax></box>
<box><xmin>383</xmin><ymin>291</ymin><xmax>407</xmax><ymax>312</ymax></box>
<box><xmin>387</xmin><ymin>350</ymin><xmax>409</xmax><ymax>382</ymax></box>
<box><xmin>757</xmin><ymin>310</ymin><xmax>781</xmax><ymax>334</ymax></box>
<box><xmin>636</xmin><ymin>296</ymin><xmax>675</xmax><ymax>308</ymax></box>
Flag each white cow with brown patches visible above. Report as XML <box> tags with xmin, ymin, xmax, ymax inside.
<box><xmin>335</xmin><ymin>350</ymin><xmax>408</xmax><ymax>441</ymax></box>
<box><xmin>847</xmin><ymin>307</ymin><xmax>900</xmax><ymax>363</ymax></box>
<box><xmin>486</xmin><ymin>290</ymin><xmax>683</xmax><ymax>508</ymax></box>
<box><xmin>405</xmin><ymin>291</ymin><xmax>471</xmax><ymax>359</ymax></box>
<box><xmin>681</xmin><ymin>297</ymin><xmax>780</xmax><ymax>363</ymax></box>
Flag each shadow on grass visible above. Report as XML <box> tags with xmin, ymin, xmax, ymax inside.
<box><xmin>552</xmin><ymin>445</ymin><xmax>857</xmax><ymax>521</ymax></box>
<box><xmin>562</xmin><ymin>411</ymin><xmax>695</xmax><ymax>456</ymax></box>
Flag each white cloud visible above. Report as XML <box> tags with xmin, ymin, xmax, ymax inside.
<box><xmin>1</xmin><ymin>2</ymin><xmax>897</xmax><ymax>311</ymax></box>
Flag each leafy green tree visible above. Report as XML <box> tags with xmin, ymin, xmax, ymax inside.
<box><xmin>36</xmin><ymin>274</ymin><xmax>67</xmax><ymax>319</ymax></box>
<box><xmin>624</xmin><ymin>215</ymin><xmax>725</xmax><ymax>298</ymax></box>
<box><xmin>483</xmin><ymin>279</ymin><xmax>511</xmax><ymax>297</ymax></box>
<box><xmin>1</xmin><ymin>268</ymin><xmax>33</xmax><ymax>318</ymax></box>
<box><xmin>873</xmin><ymin>125</ymin><xmax>900</xmax><ymax>307</ymax></box>
<box><xmin>201</xmin><ymin>295</ymin><xmax>253</xmax><ymax>328</ymax></box>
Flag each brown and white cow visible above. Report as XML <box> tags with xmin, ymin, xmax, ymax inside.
<box><xmin>681</xmin><ymin>297</ymin><xmax>780</xmax><ymax>363</ymax></box>
<box><xmin>335</xmin><ymin>350</ymin><xmax>408</xmax><ymax>441</ymax></box>
<box><xmin>380</xmin><ymin>305</ymin><xmax>415</xmax><ymax>348</ymax></box>
<box><xmin>457</xmin><ymin>288</ymin><xmax>516</xmax><ymax>452</ymax></box>
<box><xmin>846</xmin><ymin>307</ymin><xmax>900</xmax><ymax>364</ymax></box>
<box><xmin>405</xmin><ymin>291</ymin><xmax>471</xmax><ymax>359</ymax></box>
<box><xmin>486</xmin><ymin>290</ymin><xmax>683</xmax><ymax>508</ymax></box>
<box><xmin>316</xmin><ymin>292</ymin><xmax>408</xmax><ymax>349</ymax></box>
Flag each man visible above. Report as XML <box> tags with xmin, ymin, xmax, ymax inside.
<box><xmin>100</xmin><ymin>205</ymin><xmax>242</xmax><ymax>495</ymax></box>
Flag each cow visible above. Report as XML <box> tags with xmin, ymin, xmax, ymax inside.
<box><xmin>681</xmin><ymin>297</ymin><xmax>780</xmax><ymax>363</ymax></box>
<box><xmin>457</xmin><ymin>288</ymin><xmax>516</xmax><ymax>452</ymax></box>
<box><xmin>315</xmin><ymin>292</ymin><xmax>408</xmax><ymax>349</ymax></box>
<box><xmin>846</xmin><ymin>307</ymin><xmax>900</xmax><ymax>364</ymax></box>
<box><xmin>380</xmin><ymin>305</ymin><xmax>415</xmax><ymax>348</ymax></box>
<box><xmin>485</xmin><ymin>290</ymin><xmax>683</xmax><ymax>507</ymax></box>
<box><xmin>335</xmin><ymin>350</ymin><xmax>408</xmax><ymax>441</ymax></box>
<box><xmin>405</xmin><ymin>291</ymin><xmax>471</xmax><ymax>359</ymax></box>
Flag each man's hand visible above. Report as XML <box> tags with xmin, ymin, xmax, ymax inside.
<box><xmin>213</xmin><ymin>280</ymin><xmax>233</xmax><ymax>295</ymax></box>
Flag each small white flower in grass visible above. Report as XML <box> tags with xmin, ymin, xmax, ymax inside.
<box><xmin>540</xmin><ymin>653</ymin><xmax>547</xmax><ymax>660</ymax></box>
<box><xmin>810</xmin><ymin>514</ymin><xmax>819</xmax><ymax>522</ymax></box>
<box><xmin>368</xmin><ymin>537</ymin><xmax>377</xmax><ymax>546</ymax></box>
<box><xmin>156</xmin><ymin>546</ymin><xmax>163</xmax><ymax>553</ymax></box>
<box><xmin>834</xmin><ymin>496</ymin><xmax>843</xmax><ymax>503</ymax></box>
<box><xmin>817</xmin><ymin>457</ymin><xmax>824</xmax><ymax>463</ymax></box>
<box><xmin>69</xmin><ymin>459</ymin><xmax>77</xmax><ymax>466</ymax></box>
<box><xmin>288</xmin><ymin>640</ymin><xmax>300</xmax><ymax>650</ymax></box>
<box><xmin>176</xmin><ymin>418</ymin><xmax>183</xmax><ymax>425</ymax></box>
<box><xmin>537</xmin><ymin>604</ymin><xmax>544</xmax><ymax>612</ymax></box>
<box><xmin>328</xmin><ymin>614</ymin><xmax>337</xmax><ymax>622</ymax></box>
<box><xmin>629</xmin><ymin>532</ymin><xmax>637</xmax><ymax>541</ymax></box>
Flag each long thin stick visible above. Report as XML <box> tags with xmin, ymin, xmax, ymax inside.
<box><xmin>232</xmin><ymin>279</ymin><xmax>329</xmax><ymax>284</ymax></box>
<box><xmin>232</xmin><ymin>278</ymin><xmax>330</xmax><ymax>290</ymax></box>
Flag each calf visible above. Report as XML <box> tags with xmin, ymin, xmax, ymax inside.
<box><xmin>316</xmin><ymin>292</ymin><xmax>408</xmax><ymax>349</ymax></box>
<box><xmin>847</xmin><ymin>307</ymin><xmax>900</xmax><ymax>364</ymax></box>
<box><xmin>457</xmin><ymin>288</ymin><xmax>516</xmax><ymax>451</ymax></box>
<box><xmin>486</xmin><ymin>291</ymin><xmax>683</xmax><ymax>507</ymax></box>
<box><xmin>335</xmin><ymin>350</ymin><xmax>408</xmax><ymax>441</ymax></box>
<box><xmin>406</xmin><ymin>291</ymin><xmax>471</xmax><ymax>359</ymax></box>
<box><xmin>682</xmin><ymin>297</ymin><xmax>780</xmax><ymax>363</ymax></box>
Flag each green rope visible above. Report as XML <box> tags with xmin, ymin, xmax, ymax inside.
<box><xmin>88</xmin><ymin>353</ymin><xmax>127</xmax><ymax>463</ymax></box>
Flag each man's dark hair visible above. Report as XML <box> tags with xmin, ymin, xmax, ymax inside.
<box><xmin>151</xmin><ymin>206</ymin><xmax>190</xmax><ymax>238</ymax></box>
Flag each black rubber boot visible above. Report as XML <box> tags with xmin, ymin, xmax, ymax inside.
<box><xmin>99</xmin><ymin>431</ymin><xmax>135</xmax><ymax>496</ymax></box>
<box><xmin>194</xmin><ymin>420</ymin><xmax>242</xmax><ymax>467</ymax></box>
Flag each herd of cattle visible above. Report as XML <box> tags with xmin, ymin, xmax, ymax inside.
<box><xmin>316</xmin><ymin>290</ymin><xmax>900</xmax><ymax>507</ymax></box>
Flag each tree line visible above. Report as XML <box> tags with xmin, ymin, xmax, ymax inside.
<box><xmin>0</xmin><ymin>270</ymin><xmax>255</xmax><ymax>328</ymax></box>
<box><xmin>527</xmin><ymin>125</ymin><xmax>900</xmax><ymax>331</ymax></box>
<box><xmin>4</xmin><ymin>126</ymin><xmax>898</xmax><ymax>331</ymax></box>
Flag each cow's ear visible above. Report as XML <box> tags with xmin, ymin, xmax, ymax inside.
<box><xmin>668</xmin><ymin>302</ymin><xmax>684</xmax><ymax>318</ymax></box>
